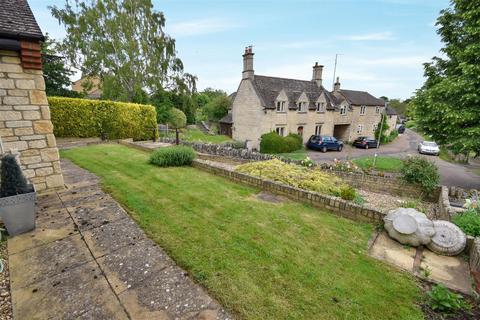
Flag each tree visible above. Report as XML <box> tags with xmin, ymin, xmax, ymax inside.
<box><xmin>41</xmin><ymin>34</ymin><xmax>80</xmax><ymax>97</ymax></box>
<box><xmin>388</xmin><ymin>99</ymin><xmax>409</xmax><ymax>116</ymax></box>
<box><xmin>374</xmin><ymin>114</ymin><xmax>390</xmax><ymax>144</ymax></box>
<box><xmin>168</xmin><ymin>108</ymin><xmax>186</xmax><ymax>145</ymax></box>
<box><xmin>203</xmin><ymin>95</ymin><xmax>231</xmax><ymax>121</ymax></box>
<box><xmin>411</xmin><ymin>0</ymin><xmax>480</xmax><ymax>158</ymax></box>
<box><xmin>50</xmin><ymin>0</ymin><xmax>196</xmax><ymax>102</ymax></box>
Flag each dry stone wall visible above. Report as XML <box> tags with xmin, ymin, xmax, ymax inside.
<box><xmin>0</xmin><ymin>50</ymin><xmax>63</xmax><ymax>191</ymax></box>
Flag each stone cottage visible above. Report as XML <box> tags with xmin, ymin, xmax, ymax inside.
<box><xmin>231</xmin><ymin>46</ymin><xmax>390</xmax><ymax>149</ymax></box>
<box><xmin>0</xmin><ymin>0</ymin><xmax>64</xmax><ymax>191</ymax></box>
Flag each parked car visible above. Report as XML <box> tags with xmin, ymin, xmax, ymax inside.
<box><xmin>353</xmin><ymin>136</ymin><xmax>378</xmax><ymax>149</ymax></box>
<box><xmin>397</xmin><ymin>125</ymin><xmax>405</xmax><ymax>134</ymax></box>
<box><xmin>418</xmin><ymin>141</ymin><xmax>440</xmax><ymax>156</ymax></box>
<box><xmin>306</xmin><ymin>135</ymin><xmax>343</xmax><ymax>152</ymax></box>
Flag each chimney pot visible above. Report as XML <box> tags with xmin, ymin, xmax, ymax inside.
<box><xmin>334</xmin><ymin>77</ymin><xmax>341</xmax><ymax>91</ymax></box>
<box><xmin>242</xmin><ymin>46</ymin><xmax>254</xmax><ymax>80</ymax></box>
<box><xmin>312</xmin><ymin>62</ymin><xmax>324</xmax><ymax>87</ymax></box>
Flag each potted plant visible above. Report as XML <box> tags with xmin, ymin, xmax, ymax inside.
<box><xmin>0</xmin><ymin>153</ymin><xmax>36</xmax><ymax>236</ymax></box>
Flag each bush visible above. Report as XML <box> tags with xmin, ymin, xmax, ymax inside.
<box><xmin>149</xmin><ymin>146</ymin><xmax>196</xmax><ymax>167</ymax></box>
<box><xmin>236</xmin><ymin>159</ymin><xmax>349</xmax><ymax>196</ymax></box>
<box><xmin>260</xmin><ymin>132</ymin><xmax>302</xmax><ymax>154</ymax></box>
<box><xmin>340</xmin><ymin>186</ymin><xmax>356</xmax><ymax>201</ymax></box>
<box><xmin>427</xmin><ymin>284</ymin><xmax>468</xmax><ymax>313</ymax></box>
<box><xmin>452</xmin><ymin>209</ymin><xmax>480</xmax><ymax>237</ymax></box>
<box><xmin>401</xmin><ymin>156</ymin><xmax>439</xmax><ymax>192</ymax></box>
<box><xmin>0</xmin><ymin>154</ymin><xmax>31</xmax><ymax>197</ymax></box>
<box><xmin>49</xmin><ymin>97</ymin><xmax>157</xmax><ymax>141</ymax></box>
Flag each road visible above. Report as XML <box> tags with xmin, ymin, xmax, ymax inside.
<box><xmin>307</xmin><ymin>129</ymin><xmax>480</xmax><ymax>189</ymax></box>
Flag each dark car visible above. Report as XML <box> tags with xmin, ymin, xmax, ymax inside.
<box><xmin>306</xmin><ymin>135</ymin><xmax>343</xmax><ymax>153</ymax></box>
<box><xmin>353</xmin><ymin>136</ymin><xmax>378</xmax><ymax>149</ymax></box>
<box><xmin>397</xmin><ymin>125</ymin><xmax>405</xmax><ymax>134</ymax></box>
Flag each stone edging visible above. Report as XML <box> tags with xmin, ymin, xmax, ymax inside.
<box><xmin>192</xmin><ymin>159</ymin><xmax>385</xmax><ymax>223</ymax></box>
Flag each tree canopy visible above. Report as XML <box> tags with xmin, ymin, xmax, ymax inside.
<box><xmin>168</xmin><ymin>108</ymin><xmax>187</xmax><ymax>129</ymax></box>
<box><xmin>50</xmin><ymin>0</ymin><xmax>196</xmax><ymax>102</ymax></box>
<box><xmin>411</xmin><ymin>0</ymin><xmax>480</xmax><ymax>157</ymax></box>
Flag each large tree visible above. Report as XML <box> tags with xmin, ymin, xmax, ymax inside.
<box><xmin>411</xmin><ymin>0</ymin><xmax>480</xmax><ymax>157</ymax></box>
<box><xmin>50</xmin><ymin>0</ymin><xmax>196</xmax><ymax>102</ymax></box>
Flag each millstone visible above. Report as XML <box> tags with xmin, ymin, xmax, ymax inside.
<box><xmin>383</xmin><ymin>208</ymin><xmax>435</xmax><ymax>247</ymax></box>
<box><xmin>426</xmin><ymin>220</ymin><xmax>466</xmax><ymax>256</ymax></box>
<box><xmin>392</xmin><ymin>215</ymin><xmax>417</xmax><ymax>234</ymax></box>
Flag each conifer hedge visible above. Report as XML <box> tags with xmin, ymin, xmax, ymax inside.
<box><xmin>48</xmin><ymin>97</ymin><xmax>157</xmax><ymax>140</ymax></box>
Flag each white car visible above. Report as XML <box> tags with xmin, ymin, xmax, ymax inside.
<box><xmin>418</xmin><ymin>141</ymin><xmax>440</xmax><ymax>156</ymax></box>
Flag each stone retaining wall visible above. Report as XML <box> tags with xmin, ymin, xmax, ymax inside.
<box><xmin>192</xmin><ymin>159</ymin><xmax>385</xmax><ymax>223</ymax></box>
<box><xmin>438</xmin><ymin>186</ymin><xmax>456</xmax><ymax>221</ymax></box>
<box><xmin>470</xmin><ymin>238</ymin><xmax>480</xmax><ymax>292</ymax></box>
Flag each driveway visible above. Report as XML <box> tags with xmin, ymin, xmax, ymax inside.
<box><xmin>307</xmin><ymin>129</ymin><xmax>480</xmax><ymax>189</ymax></box>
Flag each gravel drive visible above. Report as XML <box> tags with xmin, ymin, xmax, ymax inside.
<box><xmin>0</xmin><ymin>240</ymin><xmax>12</xmax><ymax>320</ymax></box>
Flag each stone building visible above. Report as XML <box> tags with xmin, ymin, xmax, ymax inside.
<box><xmin>0</xmin><ymin>0</ymin><xmax>64</xmax><ymax>191</ymax></box>
<box><xmin>231</xmin><ymin>47</ymin><xmax>390</xmax><ymax>149</ymax></box>
<box><xmin>72</xmin><ymin>75</ymin><xmax>102</xmax><ymax>99</ymax></box>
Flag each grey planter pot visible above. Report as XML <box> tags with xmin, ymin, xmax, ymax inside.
<box><xmin>0</xmin><ymin>186</ymin><xmax>36</xmax><ymax>236</ymax></box>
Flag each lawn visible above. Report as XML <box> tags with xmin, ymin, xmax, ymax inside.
<box><xmin>161</xmin><ymin>127</ymin><xmax>232</xmax><ymax>144</ymax></box>
<box><xmin>275</xmin><ymin>148</ymin><xmax>308</xmax><ymax>161</ymax></box>
<box><xmin>61</xmin><ymin>144</ymin><xmax>422</xmax><ymax>320</ymax></box>
<box><xmin>353</xmin><ymin>156</ymin><xmax>404</xmax><ymax>173</ymax></box>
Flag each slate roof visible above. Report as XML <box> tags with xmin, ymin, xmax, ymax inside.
<box><xmin>386</xmin><ymin>105</ymin><xmax>397</xmax><ymax>115</ymax></box>
<box><xmin>337</xmin><ymin>89</ymin><xmax>385</xmax><ymax>106</ymax></box>
<box><xmin>219</xmin><ymin>112</ymin><xmax>233</xmax><ymax>124</ymax></box>
<box><xmin>252</xmin><ymin>75</ymin><xmax>337</xmax><ymax>110</ymax></box>
<box><xmin>0</xmin><ymin>0</ymin><xmax>44</xmax><ymax>41</ymax></box>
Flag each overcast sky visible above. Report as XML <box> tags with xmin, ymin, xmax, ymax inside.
<box><xmin>29</xmin><ymin>0</ymin><xmax>449</xmax><ymax>99</ymax></box>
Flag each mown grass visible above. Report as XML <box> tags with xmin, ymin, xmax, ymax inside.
<box><xmin>61</xmin><ymin>144</ymin><xmax>422</xmax><ymax>320</ymax></box>
<box><xmin>160</xmin><ymin>127</ymin><xmax>232</xmax><ymax>144</ymax></box>
<box><xmin>353</xmin><ymin>156</ymin><xmax>404</xmax><ymax>172</ymax></box>
<box><xmin>275</xmin><ymin>148</ymin><xmax>308</xmax><ymax>161</ymax></box>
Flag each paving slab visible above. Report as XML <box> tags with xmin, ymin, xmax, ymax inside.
<box><xmin>9</xmin><ymin>233</ymin><xmax>93</xmax><ymax>289</ymax></box>
<box><xmin>82</xmin><ymin>217</ymin><xmax>149</xmax><ymax>258</ymax></box>
<box><xmin>421</xmin><ymin>249</ymin><xmax>472</xmax><ymax>294</ymax></box>
<box><xmin>97</xmin><ymin>238</ymin><xmax>174</xmax><ymax>295</ymax></box>
<box><xmin>11</xmin><ymin>261</ymin><xmax>128</xmax><ymax>320</ymax></box>
<box><xmin>369</xmin><ymin>231</ymin><xmax>416</xmax><ymax>271</ymax></box>
<box><xmin>69</xmin><ymin>201</ymin><xmax>129</xmax><ymax>232</ymax></box>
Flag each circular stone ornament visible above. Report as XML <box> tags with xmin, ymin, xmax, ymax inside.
<box><xmin>426</xmin><ymin>220</ymin><xmax>466</xmax><ymax>256</ymax></box>
<box><xmin>393</xmin><ymin>215</ymin><xmax>418</xmax><ymax>234</ymax></box>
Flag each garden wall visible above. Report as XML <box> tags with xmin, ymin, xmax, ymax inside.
<box><xmin>470</xmin><ymin>238</ymin><xmax>480</xmax><ymax>293</ymax></box>
<box><xmin>192</xmin><ymin>159</ymin><xmax>385</xmax><ymax>223</ymax></box>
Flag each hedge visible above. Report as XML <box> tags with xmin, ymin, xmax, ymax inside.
<box><xmin>48</xmin><ymin>97</ymin><xmax>158</xmax><ymax>141</ymax></box>
<box><xmin>260</xmin><ymin>132</ymin><xmax>303</xmax><ymax>154</ymax></box>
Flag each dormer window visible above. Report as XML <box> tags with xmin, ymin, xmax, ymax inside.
<box><xmin>297</xmin><ymin>101</ymin><xmax>307</xmax><ymax>112</ymax></box>
<box><xmin>276</xmin><ymin>101</ymin><xmax>286</xmax><ymax>112</ymax></box>
<box><xmin>316</xmin><ymin>102</ymin><xmax>325</xmax><ymax>112</ymax></box>
<box><xmin>340</xmin><ymin>105</ymin><xmax>347</xmax><ymax>115</ymax></box>
<box><xmin>360</xmin><ymin>105</ymin><xmax>366</xmax><ymax>115</ymax></box>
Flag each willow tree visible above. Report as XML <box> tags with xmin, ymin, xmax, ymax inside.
<box><xmin>411</xmin><ymin>0</ymin><xmax>480</xmax><ymax>158</ymax></box>
<box><xmin>50</xmin><ymin>0</ymin><xmax>196</xmax><ymax>102</ymax></box>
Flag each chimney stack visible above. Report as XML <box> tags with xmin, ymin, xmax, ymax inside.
<box><xmin>312</xmin><ymin>62</ymin><xmax>323</xmax><ymax>87</ymax></box>
<box><xmin>333</xmin><ymin>77</ymin><xmax>341</xmax><ymax>91</ymax></box>
<box><xmin>242</xmin><ymin>46</ymin><xmax>254</xmax><ymax>80</ymax></box>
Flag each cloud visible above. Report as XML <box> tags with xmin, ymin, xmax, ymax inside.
<box><xmin>356</xmin><ymin>56</ymin><xmax>428</xmax><ymax>67</ymax></box>
<box><xmin>339</xmin><ymin>32</ymin><xmax>395</xmax><ymax>41</ymax></box>
<box><xmin>169</xmin><ymin>18</ymin><xmax>241</xmax><ymax>37</ymax></box>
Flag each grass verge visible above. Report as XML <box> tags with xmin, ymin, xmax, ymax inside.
<box><xmin>160</xmin><ymin>127</ymin><xmax>232</xmax><ymax>144</ymax></box>
<box><xmin>353</xmin><ymin>156</ymin><xmax>404</xmax><ymax>172</ymax></box>
<box><xmin>61</xmin><ymin>144</ymin><xmax>422</xmax><ymax>320</ymax></box>
<box><xmin>275</xmin><ymin>148</ymin><xmax>308</xmax><ymax>161</ymax></box>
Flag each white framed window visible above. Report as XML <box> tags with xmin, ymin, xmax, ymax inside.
<box><xmin>315</xmin><ymin>124</ymin><xmax>322</xmax><ymax>135</ymax></box>
<box><xmin>297</xmin><ymin>101</ymin><xmax>307</xmax><ymax>112</ymax></box>
<box><xmin>360</xmin><ymin>105</ymin><xmax>366</xmax><ymax>115</ymax></box>
<box><xmin>276</xmin><ymin>101</ymin><xmax>286</xmax><ymax>112</ymax></box>
<box><xmin>356</xmin><ymin>124</ymin><xmax>363</xmax><ymax>134</ymax></box>
<box><xmin>316</xmin><ymin>102</ymin><xmax>325</xmax><ymax>112</ymax></box>
<box><xmin>340</xmin><ymin>105</ymin><xmax>347</xmax><ymax>115</ymax></box>
<box><xmin>275</xmin><ymin>127</ymin><xmax>285</xmax><ymax>136</ymax></box>
<box><xmin>375</xmin><ymin>106</ymin><xmax>380</xmax><ymax>114</ymax></box>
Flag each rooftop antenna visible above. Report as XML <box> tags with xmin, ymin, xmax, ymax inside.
<box><xmin>332</xmin><ymin>53</ymin><xmax>343</xmax><ymax>90</ymax></box>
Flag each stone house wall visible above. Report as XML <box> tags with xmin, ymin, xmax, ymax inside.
<box><xmin>0</xmin><ymin>50</ymin><xmax>63</xmax><ymax>191</ymax></box>
<box><xmin>348</xmin><ymin>105</ymin><xmax>384</xmax><ymax>141</ymax></box>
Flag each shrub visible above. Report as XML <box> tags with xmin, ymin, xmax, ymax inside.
<box><xmin>401</xmin><ymin>156</ymin><xmax>439</xmax><ymax>192</ymax></box>
<box><xmin>340</xmin><ymin>186</ymin><xmax>356</xmax><ymax>201</ymax></box>
<box><xmin>49</xmin><ymin>96</ymin><xmax>157</xmax><ymax>141</ymax></box>
<box><xmin>427</xmin><ymin>284</ymin><xmax>468</xmax><ymax>313</ymax></box>
<box><xmin>452</xmin><ymin>209</ymin><xmax>480</xmax><ymax>237</ymax></box>
<box><xmin>287</xmin><ymin>133</ymin><xmax>303</xmax><ymax>148</ymax></box>
<box><xmin>0</xmin><ymin>154</ymin><xmax>31</xmax><ymax>197</ymax></box>
<box><xmin>222</xmin><ymin>140</ymin><xmax>246</xmax><ymax>149</ymax></box>
<box><xmin>236</xmin><ymin>159</ymin><xmax>349</xmax><ymax>196</ymax></box>
<box><xmin>149</xmin><ymin>146</ymin><xmax>196</xmax><ymax>167</ymax></box>
<box><xmin>260</xmin><ymin>132</ymin><xmax>302</xmax><ymax>154</ymax></box>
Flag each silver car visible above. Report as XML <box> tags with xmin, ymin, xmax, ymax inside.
<box><xmin>418</xmin><ymin>141</ymin><xmax>440</xmax><ymax>156</ymax></box>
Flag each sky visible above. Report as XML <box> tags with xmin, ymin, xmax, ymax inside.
<box><xmin>28</xmin><ymin>0</ymin><xmax>450</xmax><ymax>99</ymax></box>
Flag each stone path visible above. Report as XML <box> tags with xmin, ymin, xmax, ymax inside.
<box><xmin>369</xmin><ymin>231</ymin><xmax>472</xmax><ymax>295</ymax></box>
<box><xmin>7</xmin><ymin>159</ymin><xmax>231</xmax><ymax>320</ymax></box>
